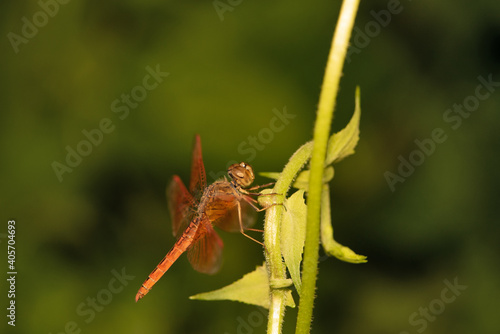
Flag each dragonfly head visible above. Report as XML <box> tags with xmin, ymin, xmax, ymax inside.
<box><xmin>228</xmin><ymin>162</ymin><xmax>255</xmax><ymax>188</ymax></box>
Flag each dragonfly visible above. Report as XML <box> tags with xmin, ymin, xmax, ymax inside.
<box><xmin>135</xmin><ymin>135</ymin><xmax>270</xmax><ymax>302</ymax></box>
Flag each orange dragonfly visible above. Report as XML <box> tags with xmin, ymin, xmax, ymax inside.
<box><xmin>136</xmin><ymin>135</ymin><xmax>269</xmax><ymax>302</ymax></box>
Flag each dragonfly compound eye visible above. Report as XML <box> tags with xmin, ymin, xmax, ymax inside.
<box><xmin>228</xmin><ymin>162</ymin><xmax>255</xmax><ymax>187</ymax></box>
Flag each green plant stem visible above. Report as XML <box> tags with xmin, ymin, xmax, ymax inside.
<box><xmin>265</xmin><ymin>141</ymin><xmax>313</xmax><ymax>334</ymax></box>
<box><xmin>295</xmin><ymin>1</ymin><xmax>360</xmax><ymax>333</ymax></box>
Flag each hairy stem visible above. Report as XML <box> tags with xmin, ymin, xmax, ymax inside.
<box><xmin>265</xmin><ymin>141</ymin><xmax>313</xmax><ymax>334</ymax></box>
<box><xmin>295</xmin><ymin>0</ymin><xmax>360</xmax><ymax>333</ymax></box>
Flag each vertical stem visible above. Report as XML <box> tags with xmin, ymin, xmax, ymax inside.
<box><xmin>265</xmin><ymin>142</ymin><xmax>313</xmax><ymax>334</ymax></box>
<box><xmin>295</xmin><ymin>1</ymin><xmax>360</xmax><ymax>333</ymax></box>
<box><xmin>265</xmin><ymin>200</ymin><xmax>287</xmax><ymax>334</ymax></box>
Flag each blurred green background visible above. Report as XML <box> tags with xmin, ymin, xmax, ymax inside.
<box><xmin>1</xmin><ymin>0</ymin><xmax>500</xmax><ymax>333</ymax></box>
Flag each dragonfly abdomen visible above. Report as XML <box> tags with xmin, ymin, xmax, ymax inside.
<box><xmin>135</xmin><ymin>220</ymin><xmax>199</xmax><ymax>302</ymax></box>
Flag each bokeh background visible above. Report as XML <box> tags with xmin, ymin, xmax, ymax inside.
<box><xmin>1</xmin><ymin>0</ymin><xmax>500</xmax><ymax>333</ymax></box>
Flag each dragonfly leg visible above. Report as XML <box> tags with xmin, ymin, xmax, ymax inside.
<box><xmin>246</xmin><ymin>182</ymin><xmax>275</xmax><ymax>192</ymax></box>
<box><xmin>242</xmin><ymin>192</ymin><xmax>284</xmax><ymax>211</ymax></box>
<box><xmin>244</xmin><ymin>227</ymin><xmax>264</xmax><ymax>233</ymax></box>
<box><xmin>241</xmin><ymin>186</ymin><xmax>284</xmax><ymax>211</ymax></box>
<box><xmin>237</xmin><ymin>201</ymin><xmax>264</xmax><ymax>247</ymax></box>
<box><xmin>254</xmin><ymin>192</ymin><xmax>284</xmax><ymax>211</ymax></box>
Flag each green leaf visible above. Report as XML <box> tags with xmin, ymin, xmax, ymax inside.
<box><xmin>281</xmin><ymin>190</ymin><xmax>307</xmax><ymax>294</ymax></box>
<box><xmin>292</xmin><ymin>166</ymin><xmax>334</xmax><ymax>190</ymax></box>
<box><xmin>189</xmin><ymin>264</ymin><xmax>295</xmax><ymax>308</ymax></box>
<box><xmin>320</xmin><ymin>185</ymin><xmax>367</xmax><ymax>264</ymax></box>
<box><xmin>259</xmin><ymin>171</ymin><xmax>281</xmax><ymax>180</ymax></box>
<box><xmin>325</xmin><ymin>87</ymin><xmax>361</xmax><ymax>165</ymax></box>
<box><xmin>324</xmin><ymin>239</ymin><xmax>367</xmax><ymax>263</ymax></box>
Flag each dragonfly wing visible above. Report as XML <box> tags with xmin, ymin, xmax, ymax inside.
<box><xmin>189</xmin><ymin>134</ymin><xmax>207</xmax><ymax>200</ymax></box>
<box><xmin>214</xmin><ymin>199</ymin><xmax>257</xmax><ymax>233</ymax></box>
<box><xmin>187</xmin><ymin>222</ymin><xmax>223</xmax><ymax>274</ymax></box>
<box><xmin>167</xmin><ymin>175</ymin><xmax>196</xmax><ymax>237</ymax></box>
